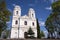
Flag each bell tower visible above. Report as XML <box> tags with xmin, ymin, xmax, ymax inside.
<box><xmin>13</xmin><ymin>5</ymin><xmax>21</xmax><ymax>17</ymax></box>
<box><xmin>28</xmin><ymin>8</ymin><xmax>35</xmax><ymax>18</ymax></box>
<box><xmin>11</xmin><ymin>5</ymin><xmax>21</xmax><ymax>38</ymax></box>
<box><xmin>12</xmin><ymin>5</ymin><xmax>21</xmax><ymax>28</ymax></box>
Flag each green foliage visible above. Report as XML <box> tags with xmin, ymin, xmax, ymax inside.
<box><xmin>37</xmin><ymin>19</ymin><xmax>45</xmax><ymax>38</ymax></box>
<box><xmin>25</xmin><ymin>27</ymin><xmax>35</xmax><ymax>39</ymax></box>
<box><xmin>0</xmin><ymin>21</ymin><xmax>7</xmax><ymax>37</ymax></box>
<box><xmin>27</xmin><ymin>27</ymin><xmax>34</xmax><ymax>35</ymax></box>
<box><xmin>5</xmin><ymin>29</ymin><xmax>10</xmax><ymax>38</ymax></box>
<box><xmin>40</xmin><ymin>31</ymin><xmax>45</xmax><ymax>38</ymax></box>
<box><xmin>52</xmin><ymin>0</ymin><xmax>60</xmax><ymax>13</ymax></box>
<box><xmin>0</xmin><ymin>0</ymin><xmax>6</xmax><ymax>9</ymax></box>
<box><xmin>37</xmin><ymin>19</ymin><xmax>41</xmax><ymax>39</ymax></box>
<box><xmin>45</xmin><ymin>16</ymin><xmax>55</xmax><ymax>38</ymax></box>
<box><xmin>0</xmin><ymin>1</ymin><xmax>11</xmax><ymax>22</ymax></box>
<box><xmin>51</xmin><ymin>0</ymin><xmax>60</xmax><ymax>35</ymax></box>
<box><xmin>45</xmin><ymin>0</ymin><xmax>60</xmax><ymax>38</ymax></box>
<box><xmin>0</xmin><ymin>0</ymin><xmax>11</xmax><ymax>37</ymax></box>
<box><xmin>0</xmin><ymin>0</ymin><xmax>4</xmax><ymax>4</ymax></box>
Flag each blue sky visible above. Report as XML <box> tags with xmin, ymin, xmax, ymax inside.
<box><xmin>6</xmin><ymin>0</ymin><xmax>57</xmax><ymax>38</ymax></box>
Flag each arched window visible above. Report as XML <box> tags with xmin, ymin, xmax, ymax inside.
<box><xmin>32</xmin><ymin>14</ymin><xmax>33</xmax><ymax>17</ymax></box>
<box><xmin>24</xmin><ymin>21</ymin><xmax>27</xmax><ymax>25</ymax></box>
<box><xmin>16</xmin><ymin>11</ymin><xmax>18</xmax><ymax>14</ymax></box>
<box><xmin>15</xmin><ymin>20</ymin><xmax>18</xmax><ymax>24</ymax></box>
<box><xmin>32</xmin><ymin>22</ymin><xmax>34</xmax><ymax>26</ymax></box>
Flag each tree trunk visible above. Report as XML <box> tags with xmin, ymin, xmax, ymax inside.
<box><xmin>51</xmin><ymin>32</ymin><xmax>54</xmax><ymax>39</ymax></box>
<box><xmin>54</xmin><ymin>31</ymin><xmax>56</xmax><ymax>38</ymax></box>
<box><xmin>48</xmin><ymin>32</ymin><xmax>50</xmax><ymax>38</ymax></box>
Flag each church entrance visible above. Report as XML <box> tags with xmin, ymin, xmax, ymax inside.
<box><xmin>24</xmin><ymin>32</ymin><xmax>28</xmax><ymax>38</ymax></box>
<box><xmin>24</xmin><ymin>27</ymin><xmax>35</xmax><ymax>39</ymax></box>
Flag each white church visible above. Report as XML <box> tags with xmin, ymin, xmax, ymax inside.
<box><xmin>11</xmin><ymin>5</ymin><xmax>37</xmax><ymax>38</ymax></box>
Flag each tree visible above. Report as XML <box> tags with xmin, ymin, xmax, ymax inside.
<box><xmin>0</xmin><ymin>21</ymin><xmax>7</xmax><ymax>37</ymax></box>
<box><xmin>27</xmin><ymin>27</ymin><xmax>34</xmax><ymax>35</ymax></box>
<box><xmin>45</xmin><ymin>16</ymin><xmax>55</xmax><ymax>38</ymax></box>
<box><xmin>45</xmin><ymin>0</ymin><xmax>60</xmax><ymax>38</ymax></box>
<box><xmin>51</xmin><ymin>0</ymin><xmax>60</xmax><ymax>38</ymax></box>
<box><xmin>37</xmin><ymin>19</ymin><xmax>41</xmax><ymax>38</ymax></box>
<box><xmin>27</xmin><ymin>27</ymin><xmax>35</xmax><ymax>38</ymax></box>
<box><xmin>40</xmin><ymin>31</ymin><xmax>45</xmax><ymax>38</ymax></box>
<box><xmin>0</xmin><ymin>0</ymin><xmax>11</xmax><ymax>37</ymax></box>
<box><xmin>1</xmin><ymin>30</ymin><xmax>7</xmax><ymax>39</ymax></box>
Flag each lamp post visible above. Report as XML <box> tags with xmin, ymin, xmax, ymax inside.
<box><xmin>18</xmin><ymin>17</ymin><xmax>20</xmax><ymax>39</ymax></box>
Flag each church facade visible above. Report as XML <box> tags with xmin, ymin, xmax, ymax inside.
<box><xmin>11</xmin><ymin>5</ymin><xmax>37</xmax><ymax>38</ymax></box>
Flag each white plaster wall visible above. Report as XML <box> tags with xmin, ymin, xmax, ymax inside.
<box><xmin>33</xmin><ymin>29</ymin><xmax>37</xmax><ymax>37</ymax></box>
<box><xmin>11</xmin><ymin>6</ymin><xmax>37</xmax><ymax>38</ymax></box>
<box><xmin>11</xmin><ymin>18</ymin><xmax>37</xmax><ymax>38</ymax></box>
<box><xmin>19</xmin><ymin>28</ymin><xmax>24</xmax><ymax>38</ymax></box>
<box><xmin>19</xmin><ymin>18</ymin><xmax>37</xmax><ymax>38</ymax></box>
<box><xmin>20</xmin><ymin>18</ymin><xmax>37</xmax><ymax>28</ymax></box>
<box><xmin>11</xmin><ymin>28</ymin><xmax>18</xmax><ymax>38</ymax></box>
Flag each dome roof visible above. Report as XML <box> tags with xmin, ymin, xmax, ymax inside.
<box><xmin>29</xmin><ymin>8</ymin><xmax>34</xmax><ymax>11</ymax></box>
<box><xmin>14</xmin><ymin>5</ymin><xmax>21</xmax><ymax>10</ymax></box>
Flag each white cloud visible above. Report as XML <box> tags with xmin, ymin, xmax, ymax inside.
<box><xmin>6</xmin><ymin>21</ymin><xmax>11</xmax><ymax>24</ymax></box>
<box><xmin>12</xmin><ymin>4</ymin><xmax>16</xmax><ymax>6</ymax></box>
<box><xmin>45</xmin><ymin>6</ymin><xmax>52</xmax><ymax>10</ymax></box>
<box><xmin>39</xmin><ymin>21</ymin><xmax>45</xmax><ymax>26</ymax></box>
<box><xmin>49</xmin><ymin>0</ymin><xmax>58</xmax><ymax>3</ymax></box>
<box><xmin>51</xmin><ymin>0</ymin><xmax>54</xmax><ymax>3</ymax></box>
<box><xmin>8</xmin><ymin>8</ymin><xmax>12</xmax><ymax>12</ymax></box>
